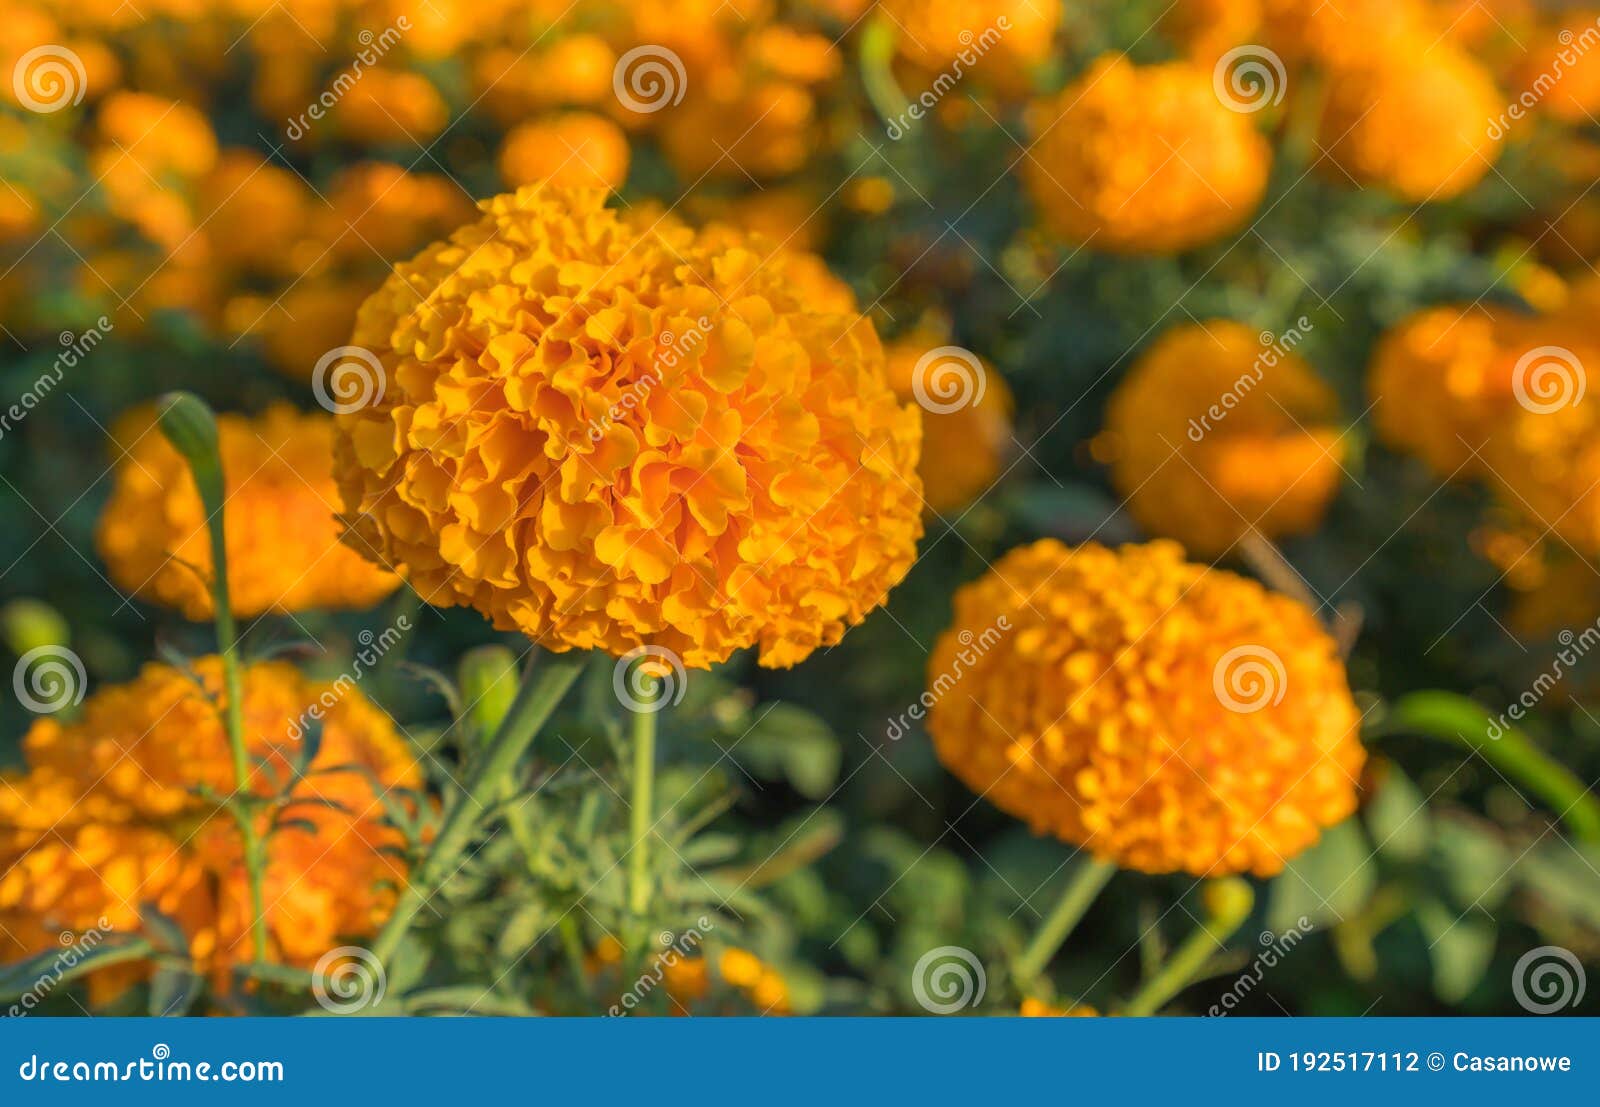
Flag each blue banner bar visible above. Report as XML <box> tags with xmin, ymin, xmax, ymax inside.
<box><xmin>3</xmin><ymin>1017</ymin><xmax>1596</xmax><ymax>1103</ymax></box>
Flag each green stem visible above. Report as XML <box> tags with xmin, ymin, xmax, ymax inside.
<box><xmin>859</xmin><ymin>15</ymin><xmax>910</xmax><ymax>130</ymax></box>
<box><xmin>627</xmin><ymin>674</ymin><xmax>660</xmax><ymax>918</ymax></box>
<box><xmin>370</xmin><ymin>654</ymin><xmax>584</xmax><ymax>967</ymax></box>
<box><xmin>1380</xmin><ymin>691</ymin><xmax>1600</xmax><ymax>843</ymax></box>
<box><xmin>1124</xmin><ymin>878</ymin><xmax>1254</xmax><ymax>1016</ymax></box>
<box><xmin>1014</xmin><ymin>857</ymin><xmax>1115</xmax><ymax>984</ymax></box>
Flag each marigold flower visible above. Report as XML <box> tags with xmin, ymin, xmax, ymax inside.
<box><xmin>1020</xmin><ymin>998</ymin><xmax>1099</xmax><ymax>1016</ymax></box>
<box><xmin>335</xmin><ymin>70</ymin><xmax>448</xmax><ymax>145</ymax></box>
<box><xmin>1101</xmin><ymin>320</ymin><xmax>1344</xmax><ymax>556</ymax></box>
<box><xmin>885</xmin><ymin>338</ymin><xmax>1013</xmax><ymax>515</ymax></box>
<box><xmin>499</xmin><ymin>113</ymin><xmax>631</xmax><ymax>191</ymax></box>
<box><xmin>332</xmin><ymin>185</ymin><xmax>923</xmax><ymax>669</ymax></box>
<box><xmin>0</xmin><ymin>658</ymin><xmax>420</xmax><ymax>999</ymax></box>
<box><xmin>98</xmin><ymin>404</ymin><xmax>400</xmax><ymax>619</ymax></box>
<box><xmin>926</xmin><ymin>540</ymin><xmax>1364</xmax><ymax>876</ymax></box>
<box><xmin>1023</xmin><ymin>55</ymin><xmax>1270</xmax><ymax>253</ymax></box>
<box><xmin>198</xmin><ymin>151</ymin><xmax>311</xmax><ymax>278</ymax></box>
<box><xmin>879</xmin><ymin>0</ymin><xmax>1057</xmax><ymax>89</ymax></box>
<box><xmin>1317</xmin><ymin>34</ymin><xmax>1500</xmax><ymax>201</ymax></box>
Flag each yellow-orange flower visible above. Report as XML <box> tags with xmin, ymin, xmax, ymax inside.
<box><xmin>0</xmin><ymin>658</ymin><xmax>420</xmax><ymax>1000</ymax></box>
<box><xmin>1023</xmin><ymin>55</ymin><xmax>1270</xmax><ymax>253</ymax></box>
<box><xmin>1100</xmin><ymin>320</ymin><xmax>1344</xmax><ymax>556</ymax></box>
<box><xmin>335</xmin><ymin>69</ymin><xmax>448</xmax><ymax>145</ymax></box>
<box><xmin>926</xmin><ymin>540</ymin><xmax>1364</xmax><ymax>876</ymax></box>
<box><xmin>1317</xmin><ymin>34</ymin><xmax>1500</xmax><ymax>201</ymax></box>
<box><xmin>332</xmin><ymin>185</ymin><xmax>922</xmax><ymax>669</ymax></box>
<box><xmin>885</xmin><ymin>338</ymin><xmax>1013</xmax><ymax>515</ymax></box>
<box><xmin>1020</xmin><ymin>998</ymin><xmax>1100</xmax><ymax>1016</ymax></box>
<box><xmin>498</xmin><ymin>113</ymin><xmax>631</xmax><ymax>191</ymax></box>
<box><xmin>97</xmin><ymin>404</ymin><xmax>400</xmax><ymax>619</ymax></box>
<box><xmin>878</xmin><ymin>0</ymin><xmax>1057</xmax><ymax>90</ymax></box>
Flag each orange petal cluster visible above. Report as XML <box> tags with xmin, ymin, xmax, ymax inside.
<box><xmin>925</xmin><ymin>540</ymin><xmax>1364</xmax><ymax>876</ymax></box>
<box><xmin>332</xmin><ymin>185</ymin><xmax>923</xmax><ymax>669</ymax></box>
<box><xmin>1100</xmin><ymin>320</ymin><xmax>1345</xmax><ymax>556</ymax></box>
<box><xmin>0</xmin><ymin>658</ymin><xmax>421</xmax><ymax>999</ymax></box>
<box><xmin>97</xmin><ymin>404</ymin><xmax>400</xmax><ymax>620</ymax></box>
<box><xmin>1022</xmin><ymin>55</ymin><xmax>1270</xmax><ymax>253</ymax></box>
<box><xmin>884</xmin><ymin>338</ymin><xmax>1013</xmax><ymax>516</ymax></box>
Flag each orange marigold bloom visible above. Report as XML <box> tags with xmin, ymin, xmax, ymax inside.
<box><xmin>885</xmin><ymin>338</ymin><xmax>1013</xmax><ymax>515</ymax></box>
<box><xmin>879</xmin><ymin>0</ymin><xmax>1057</xmax><ymax>90</ymax></box>
<box><xmin>1101</xmin><ymin>320</ymin><xmax>1344</xmax><ymax>557</ymax></box>
<box><xmin>499</xmin><ymin>112</ymin><xmax>631</xmax><ymax>191</ymax></box>
<box><xmin>199</xmin><ymin>150</ymin><xmax>311</xmax><ymax>278</ymax></box>
<box><xmin>1023</xmin><ymin>55</ymin><xmax>1270</xmax><ymax>253</ymax></box>
<box><xmin>1317</xmin><ymin>34</ymin><xmax>1500</xmax><ymax>201</ymax></box>
<box><xmin>98</xmin><ymin>404</ymin><xmax>400</xmax><ymax>619</ymax></box>
<box><xmin>1481</xmin><ymin>381</ymin><xmax>1600</xmax><ymax>557</ymax></box>
<box><xmin>332</xmin><ymin>185</ymin><xmax>923</xmax><ymax>669</ymax></box>
<box><xmin>1020</xmin><ymin>998</ymin><xmax>1100</xmax><ymax>1016</ymax></box>
<box><xmin>335</xmin><ymin>70</ymin><xmax>448</xmax><ymax>145</ymax></box>
<box><xmin>0</xmin><ymin>658</ymin><xmax>420</xmax><ymax>1000</ymax></box>
<box><xmin>926</xmin><ymin>540</ymin><xmax>1364</xmax><ymax>876</ymax></box>
<box><xmin>1366</xmin><ymin>303</ymin><xmax>1527</xmax><ymax>478</ymax></box>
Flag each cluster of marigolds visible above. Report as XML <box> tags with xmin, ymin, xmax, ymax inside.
<box><xmin>0</xmin><ymin>0</ymin><xmax>1597</xmax><ymax>1014</ymax></box>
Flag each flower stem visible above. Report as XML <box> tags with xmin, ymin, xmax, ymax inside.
<box><xmin>1014</xmin><ymin>856</ymin><xmax>1115</xmax><ymax>984</ymax></box>
<box><xmin>370</xmin><ymin>654</ymin><xmax>584</xmax><ymax>968</ymax></box>
<box><xmin>858</xmin><ymin>15</ymin><xmax>910</xmax><ymax>130</ymax></box>
<box><xmin>157</xmin><ymin>393</ymin><xmax>267</xmax><ymax>965</ymax></box>
<box><xmin>1124</xmin><ymin>878</ymin><xmax>1254</xmax><ymax>1016</ymax></box>
<box><xmin>1380</xmin><ymin>691</ymin><xmax>1600</xmax><ymax>842</ymax></box>
<box><xmin>628</xmin><ymin>674</ymin><xmax>660</xmax><ymax>918</ymax></box>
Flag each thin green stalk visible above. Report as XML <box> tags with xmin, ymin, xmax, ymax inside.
<box><xmin>158</xmin><ymin>393</ymin><xmax>266</xmax><ymax>964</ymax></box>
<box><xmin>1014</xmin><ymin>857</ymin><xmax>1115</xmax><ymax>984</ymax></box>
<box><xmin>628</xmin><ymin>674</ymin><xmax>661</xmax><ymax>917</ymax></box>
<box><xmin>369</xmin><ymin>654</ymin><xmax>584</xmax><ymax>967</ymax></box>
<box><xmin>1380</xmin><ymin>691</ymin><xmax>1600</xmax><ymax>843</ymax></box>
<box><xmin>858</xmin><ymin>15</ymin><xmax>910</xmax><ymax>130</ymax></box>
<box><xmin>1124</xmin><ymin>878</ymin><xmax>1254</xmax><ymax>1016</ymax></box>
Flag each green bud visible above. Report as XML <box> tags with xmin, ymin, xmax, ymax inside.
<box><xmin>1</xmin><ymin>598</ymin><xmax>70</xmax><ymax>656</ymax></box>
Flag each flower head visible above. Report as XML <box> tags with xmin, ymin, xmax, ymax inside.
<box><xmin>879</xmin><ymin>0</ymin><xmax>1057</xmax><ymax>91</ymax></box>
<box><xmin>97</xmin><ymin>405</ymin><xmax>400</xmax><ymax>619</ymax></box>
<box><xmin>1099</xmin><ymin>320</ymin><xmax>1345</xmax><ymax>556</ymax></box>
<box><xmin>332</xmin><ymin>185</ymin><xmax>923</xmax><ymax>669</ymax></box>
<box><xmin>499</xmin><ymin>112</ymin><xmax>631</xmax><ymax>191</ymax></box>
<box><xmin>1023</xmin><ymin>55</ymin><xmax>1270</xmax><ymax>253</ymax></box>
<box><xmin>885</xmin><ymin>337</ymin><xmax>1013</xmax><ymax>515</ymax></box>
<box><xmin>926</xmin><ymin>540</ymin><xmax>1364</xmax><ymax>876</ymax></box>
<box><xmin>0</xmin><ymin>658</ymin><xmax>420</xmax><ymax>998</ymax></box>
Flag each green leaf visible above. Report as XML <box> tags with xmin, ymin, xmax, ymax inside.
<box><xmin>140</xmin><ymin>903</ymin><xmax>191</xmax><ymax>957</ymax></box>
<box><xmin>1519</xmin><ymin>839</ymin><xmax>1600</xmax><ymax>930</ymax></box>
<box><xmin>734</xmin><ymin>704</ymin><xmax>841</xmax><ymax>800</ymax></box>
<box><xmin>1268</xmin><ymin>819</ymin><xmax>1376</xmax><ymax>932</ymax></box>
<box><xmin>1364</xmin><ymin>765</ymin><xmax>1430</xmax><ymax>862</ymax></box>
<box><xmin>1416</xmin><ymin>896</ymin><xmax>1496</xmax><ymax>1003</ymax></box>
<box><xmin>149</xmin><ymin>965</ymin><xmax>201</xmax><ymax>1016</ymax></box>
<box><xmin>1430</xmin><ymin>817</ymin><xmax>1512</xmax><ymax>910</ymax></box>
<box><xmin>0</xmin><ymin>937</ymin><xmax>153</xmax><ymax>1004</ymax></box>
